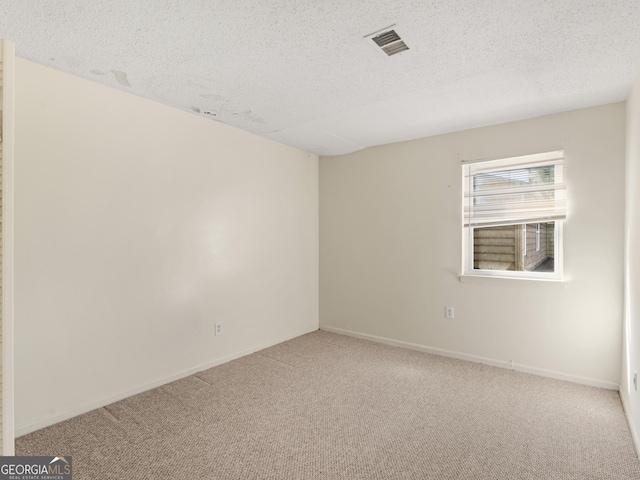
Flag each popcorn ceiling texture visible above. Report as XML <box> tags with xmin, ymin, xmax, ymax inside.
<box><xmin>16</xmin><ymin>331</ymin><xmax>640</xmax><ymax>479</ymax></box>
<box><xmin>0</xmin><ymin>1</ymin><xmax>639</xmax><ymax>155</ymax></box>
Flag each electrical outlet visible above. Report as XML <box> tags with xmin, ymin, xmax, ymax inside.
<box><xmin>445</xmin><ymin>306</ymin><xmax>454</xmax><ymax>319</ymax></box>
<box><xmin>634</xmin><ymin>371</ymin><xmax>637</xmax><ymax>391</ymax></box>
<box><xmin>215</xmin><ymin>322</ymin><xmax>222</xmax><ymax>336</ymax></box>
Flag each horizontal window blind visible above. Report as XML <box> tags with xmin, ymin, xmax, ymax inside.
<box><xmin>463</xmin><ymin>150</ymin><xmax>566</xmax><ymax>228</ymax></box>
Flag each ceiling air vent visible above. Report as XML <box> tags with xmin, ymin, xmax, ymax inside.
<box><xmin>367</xmin><ymin>26</ymin><xmax>410</xmax><ymax>57</ymax></box>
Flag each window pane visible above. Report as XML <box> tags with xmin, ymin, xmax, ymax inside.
<box><xmin>473</xmin><ymin>222</ymin><xmax>555</xmax><ymax>272</ymax></box>
<box><xmin>474</xmin><ymin>165</ymin><xmax>554</xmax><ymax>198</ymax></box>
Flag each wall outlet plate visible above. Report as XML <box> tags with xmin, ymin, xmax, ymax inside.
<box><xmin>445</xmin><ymin>306</ymin><xmax>454</xmax><ymax>319</ymax></box>
<box><xmin>215</xmin><ymin>322</ymin><xmax>222</xmax><ymax>336</ymax></box>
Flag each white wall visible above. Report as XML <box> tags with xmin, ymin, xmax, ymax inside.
<box><xmin>14</xmin><ymin>59</ymin><xmax>319</xmax><ymax>435</ymax></box>
<box><xmin>621</xmin><ymin>73</ymin><xmax>640</xmax><ymax>451</ymax></box>
<box><xmin>320</xmin><ymin>103</ymin><xmax>625</xmax><ymax>388</ymax></box>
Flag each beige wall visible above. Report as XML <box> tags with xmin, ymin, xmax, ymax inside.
<box><xmin>320</xmin><ymin>103</ymin><xmax>625</xmax><ymax>388</ymax></box>
<box><xmin>14</xmin><ymin>59</ymin><xmax>319</xmax><ymax>435</ymax></box>
<box><xmin>622</xmin><ymin>72</ymin><xmax>640</xmax><ymax>451</ymax></box>
<box><xmin>0</xmin><ymin>39</ymin><xmax>15</xmax><ymax>456</ymax></box>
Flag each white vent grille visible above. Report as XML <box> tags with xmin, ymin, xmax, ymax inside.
<box><xmin>381</xmin><ymin>40</ymin><xmax>409</xmax><ymax>56</ymax></box>
<box><xmin>371</xmin><ymin>30</ymin><xmax>401</xmax><ymax>48</ymax></box>
<box><xmin>366</xmin><ymin>26</ymin><xmax>410</xmax><ymax>57</ymax></box>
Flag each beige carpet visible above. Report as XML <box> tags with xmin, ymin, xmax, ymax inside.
<box><xmin>17</xmin><ymin>330</ymin><xmax>640</xmax><ymax>479</ymax></box>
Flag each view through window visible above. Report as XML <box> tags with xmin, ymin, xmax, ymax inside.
<box><xmin>463</xmin><ymin>151</ymin><xmax>566</xmax><ymax>278</ymax></box>
<box><xmin>472</xmin><ymin>222</ymin><xmax>555</xmax><ymax>272</ymax></box>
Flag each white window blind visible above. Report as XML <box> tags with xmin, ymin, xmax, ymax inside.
<box><xmin>463</xmin><ymin>151</ymin><xmax>566</xmax><ymax>228</ymax></box>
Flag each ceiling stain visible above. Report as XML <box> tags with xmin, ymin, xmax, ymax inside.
<box><xmin>111</xmin><ymin>70</ymin><xmax>131</xmax><ymax>87</ymax></box>
<box><xmin>238</xmin><ymin>110</ymin><xmax>264</xmax><ymax>124</ymax></box>
<box><xmin>90</xmin><ymin>70</ymin><xmax>106</xmax><ymax>76</ymax></box>
<box><xmin>239</xmin><ymin>109</ymin><xmax>265</xmax><ymax>125</ymax></box>
<box><xmin>191</xmin><ymin>106</ymin><xmax>201</xmax><ymax>113</ymax></box>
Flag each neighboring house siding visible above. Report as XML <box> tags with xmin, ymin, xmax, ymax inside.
<box><xmin>474</xmin><ymin>223</ymin><xmax>552</xmax><ymax>272</ymax></box>
<box><xmin>522</xmin><ymin>223</ymin><xmax>549</xmax><ymax>271</ymax></box>
<box><xmin>474</xmin><ymin>225</ymin><xmax>517</xmax><ymax>271</ymax></box>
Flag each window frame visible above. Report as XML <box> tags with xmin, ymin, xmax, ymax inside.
<box><xmin>461</xmin><ymin>152</ymin><xmax>565</xmax><ymax>281</ymax></box>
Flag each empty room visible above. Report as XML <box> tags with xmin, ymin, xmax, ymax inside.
<box><xmin>1</xmin><ymin>0</ymin><xmax>640</xmax><ymax>479</ymax></box>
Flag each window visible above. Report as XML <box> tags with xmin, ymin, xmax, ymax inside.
<box><xmin>462</xmin><ymin>151</ymin><xmax>566</xmax><ymax>279</ymax></box>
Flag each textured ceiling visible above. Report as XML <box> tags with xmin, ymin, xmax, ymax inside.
<box><xmin>1</xmin><ymin>1</ymin><xmax>640</xmax><ymax>156</ymax></box>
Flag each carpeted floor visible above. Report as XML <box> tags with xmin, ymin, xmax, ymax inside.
<box><xmin>16</xmin><ymin>330</ymin><xmax>640</xmax><ymax>479</ymax></box>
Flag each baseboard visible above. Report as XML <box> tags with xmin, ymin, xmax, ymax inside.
<box><xmin>620</xmin><ymin>392</ymin><xmax>640</xmax><ymax>460</ymax></box>
<box><xmin>16</xmin><ymin>325</ymin><xmax>318</xmax><ymax>437</ymax></box>
<box><xmin>320</xmin><ymin>325</ymin><xmax>619</xmax><ymax>391</ymax></box>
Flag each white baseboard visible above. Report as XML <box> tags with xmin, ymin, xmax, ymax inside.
<box><xmin>320</xmin><ymin>325</ymin><xmax>619</xmax><ymax>391</ymax></box>
<box><xmin>619</xmin><ymin>392</ymin><xmax>640</xmax><ymax>460</ymax></box>
<box><xmin>16</xmin><ymin>325</ymin><xmax>318</xmax><ymax>437</ymax></box>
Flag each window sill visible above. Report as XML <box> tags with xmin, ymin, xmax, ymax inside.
<box><xmin>458</xmin><ymin>274</ymin><xmax>568</xmax><ymax>288</ymax></box>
